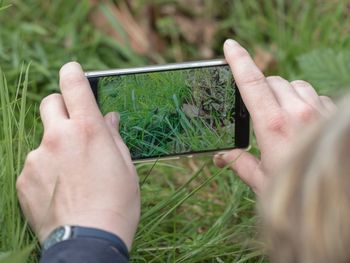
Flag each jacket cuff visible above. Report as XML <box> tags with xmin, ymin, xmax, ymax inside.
<box><xmin>40</xmin><ymin>237</ymin><xmax>129</xmax><ymax>263</ymax></box>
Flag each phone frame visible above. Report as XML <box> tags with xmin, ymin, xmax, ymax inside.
<box><xmin>86</xmin><ymin>59</ymin><xmax>250</xmax><ymax>163</ymax></box>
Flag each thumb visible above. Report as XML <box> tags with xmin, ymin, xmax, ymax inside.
<box><xmin>104</xmin><ymin>112</ymin><xmax>121</xmax><ymax>141</ymax></box>
<box><xmin>104</xmin><ymin>112</ymin><xmax>134</xmax><ymax>163</ymax></box>
<box><xmin>213</xmin><ymin>149</ymin><xmax>264</xmax><ymax>194</ymax></box>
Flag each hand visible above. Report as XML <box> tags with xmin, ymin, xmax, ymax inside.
<box><xmin>16</xmin><ymin>62</ymin><xmax>140</xmax><ymax>250</ymax></box>
<box><xmin>214</xmin><ymin>39</ymin><xmax>336</xmax><ymax>195</ymax></box>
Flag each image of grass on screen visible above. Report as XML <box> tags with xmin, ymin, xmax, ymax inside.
<box><xmin>97</xmin><ymin>65</ymin><xmax>236</xmax><ymax>159</ymax></box>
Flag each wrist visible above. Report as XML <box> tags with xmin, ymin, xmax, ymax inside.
<box><xmin>41</xmin><ymin>209</ymin><xmax>138</xmax><ymax>250</ymax></box>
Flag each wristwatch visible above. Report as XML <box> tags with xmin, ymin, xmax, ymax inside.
<box><xmin>42</xmin><ymin>225</ymin><xmax>129</xmax><ymax>259</ymax></box>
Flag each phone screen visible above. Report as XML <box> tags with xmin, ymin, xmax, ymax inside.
<box><xmin>89</xmin><ymin>64</ymin><xmax>246</xmax><ymax>160</ymax></box>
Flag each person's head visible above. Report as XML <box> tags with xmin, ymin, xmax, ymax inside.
<box><xmin>261</xmin><ymin>94</ymin><xmax>350</xmax><ymax>263</ymax></box>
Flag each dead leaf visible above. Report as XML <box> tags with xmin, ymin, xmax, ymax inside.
<box><xmin>177</xmin><ymin>0</ymin><xmax>206</xmax><ymax>15</ymax></box>
<box><xmin>175</xmin><ymin>14</ymin><xmax>217</xmax><ymax>58</ymax></box>
<box><xmin>88</xmin><ymin>0</ymin><xmax>218</xmax><ymax>60</ymax></box>
<box><xmin>188</xmin><ymin>159</ymin><xmax>199</xmax><ymax>172</ymax></box>
<box><xmin>89</xmin><ymin>0</ymin><xmax>152</xmax><ymax>55</ymax></box>
<box><xmin>182</xmin><ymin>103</ymin><xmax>200</xmax><ymax>118</ymax></box>
<box><xmin>253</xmin><ymin>46</ymin><xmax>276</xmax><ymax>72</ymax></box>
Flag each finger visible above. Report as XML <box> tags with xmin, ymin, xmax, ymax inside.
<box><xmin>266</xmin><ymin>76</ymin><xmax>305</xmax><ymax>111</ymax></box>
<box><xmin>39</xmin><ymin>93</ymin><xmax>68</xmax><ymax>130</ymax></box>
<box><xmin>290</xmin><ymin>80</ymin><xmax>324</xmax><ymax>112</ymax></box>
<box><xmin>104</xmin><ymin>112</ymin><xmax>134</xmax><ymax>167</ymax></box>
<box><xmin>59</xmin><ymin>62</ymin><xmax>102</xmax><ymax>119</ymax></box>
<box><xmin>223</xmin><ymin>39</ymin><xmax>280</xmax><ymax>122</ymax></box>
<box><xmin>320</xmin><ymin>96</ymin><xmax>337</xmax><ymax>114</ymax></box>
<box><xmin>104</xmin><ymin>112</ymin><xmax>124</xmax><ymax>144</ymax></box>
<box><xmin>214</xmin><ymin>149</ymin><xmax>264</xmax><ymax>194</ymax></box>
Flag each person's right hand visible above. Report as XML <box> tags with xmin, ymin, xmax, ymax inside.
<box><xmin>16</xmin><ymin>62</ymin><xmax>140</xmax><ymax>250</ymax></box>
<box><xmin>214</xmin><ymin>39</ymin><xmax>336</xmax><ymax>195</ymax></box>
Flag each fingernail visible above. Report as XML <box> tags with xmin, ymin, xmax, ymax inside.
<box><xmin>214</xmin><ymin>153</ymin><xmax>222</xmax><ymax>160</ymax></box>
<box><xmin>213</xmin><ymin>154</ymin><xmax>227</xmax><ymax>168</ymax></box>
<box><xmin>222</xmin><ymin>152</ymin><xmax>232</xmax><ymax>162</ymax></box>
<box><xmin>224</xmin><ymin>39</ymin><xmax>239</xmax><ymax>48</ymax></box>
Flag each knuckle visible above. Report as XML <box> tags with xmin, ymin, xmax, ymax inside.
<box><xmin>296</xmin><ymin>105</ymin><xmax>316</xmax><ymax>122</ymax></box>
<box><xmin>39</xmin><ymin>94</ymin><xmax>62</xmax><ymax>114</ymax></box>
<box><xmin>320</xmin><ymin>95</ymin><xmax>332</xmax><ymax>103</ymax></box>
<box><xmin>266</xmin><ymin>76</ymin><xmax>289</xmax><ymax>87</ymax></box>
<box><xmin>266</xmin><ymin>76</ymin><xmax>284</xmax><ymax>82</ymax></box>
<box><xmin>42</xmin><ymin>129</ymin><xmax>62</xmax><ymax>151</ymax></box>
<box><xmin>291</xmin><ymin>80</ymin><xmax>312</xmax><ymax>88</ymax></box>
<box><xmin>25</xmin><ymin>150</ymin><xmax>39</xmax><ymax>164</ymax></box>
<box><xmin>266</xmin><ymin>111</ymin><xmax>288</xmax><ymax>134</ymax></box>
<box><xmin>71</xmin><ymin>117</ymin><xmax>101</xmax><ymax>140</ymax></box>
<box><xmin>24</xmin><ymin>149</ymin><xmax>40</xmax><ymax>169</ymax></box>
<box><xmin>16</xmin><ymin>174</ymin><xmax>25</xmax><ymax>192</ymax></box>
<box><xmin>241</xmin><ymin>72</ymin><xmax>266</xmax><ymax>87</ymax></box>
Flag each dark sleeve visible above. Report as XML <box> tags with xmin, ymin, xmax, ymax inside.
<box><xmin>39</xmin><ymin>237</ymin><xmax>129</xmax><ymax>263</ymax></box>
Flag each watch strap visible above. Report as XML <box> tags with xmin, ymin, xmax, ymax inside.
<box><xmin>71</xmin><ymin>226</ymin><xmax>129</xmax><ymax>259</ymax></box>
<box><xmin>43</xmin><ymin>225</ymin><xmax>129</xmax><ymax>260</ymax></box>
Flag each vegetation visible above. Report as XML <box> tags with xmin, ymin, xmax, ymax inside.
<box><xmin>1</xmin><ymin>0</ymin><xmax>350</xmax><ymax>262</ymax></box>
<box><xmin>97</xmin><ymin>66</ymin><xmax>235</xmax><ymax>159</ymax></box>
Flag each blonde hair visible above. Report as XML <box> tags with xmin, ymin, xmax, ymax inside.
<box><xmin>261</xmin><ymin>95</ymin><xmax>350</xmax><ymax>263</ymax></box>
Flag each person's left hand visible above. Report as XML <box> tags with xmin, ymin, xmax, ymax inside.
<box><xmin>16</xmin><ymin>62</ymin><xmax>140</xmax><ymax>250</ymax></box>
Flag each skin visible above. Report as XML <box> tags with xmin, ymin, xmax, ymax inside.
<box><xmin>214</xmin><ymin>39</ymin><xmax>336</xmax><ymax>195</ymax></box>
<box><xmin>16</xmin><ymin>40</ymin><xmax>335</xmax><ymax>251</ymax></box>
<box><xmin>16</xmin><ymin>62</ymin><xmax>140</xmax><ymax>250</ymax></box>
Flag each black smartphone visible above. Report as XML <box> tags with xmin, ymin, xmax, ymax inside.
<box><xmin>86</xmin><ymin>59</ymin><xmax>250</xmax><ymax>162</ymax></box>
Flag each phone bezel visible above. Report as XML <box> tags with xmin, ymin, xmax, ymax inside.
<box><xmin>86</xmin><ymin>59</ymin><xmax>250</xmax><ymax>163</ymax></box>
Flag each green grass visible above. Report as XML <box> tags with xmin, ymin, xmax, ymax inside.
<box><xmin>1</xmin><ymin>0</ymin><xmax>350</xmax><ymax>262</ymax></box>
<box><xmin>0</xmin><ymin>65</ymin><xmax>39</xmax><ymax>261</ymax></box>
<box><xmin>97</xmin><ymin>65</ymin><xmax>235</xmax><ymax>159</ymax></box>
<box><xmin>133</xmin><ymin>160</ymin><xmax>260</xmax><ymax>262</ymax></box>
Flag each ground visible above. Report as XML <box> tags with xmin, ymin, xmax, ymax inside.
<box><xmin>0</xmin><ymin>0</ymin><xmax>350</xmax><ymax>262</ymax></box>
